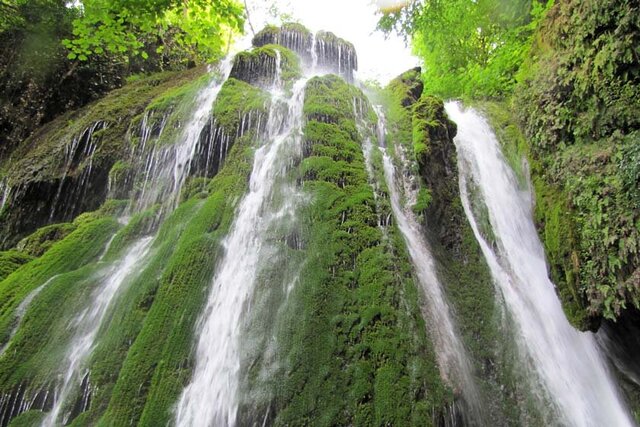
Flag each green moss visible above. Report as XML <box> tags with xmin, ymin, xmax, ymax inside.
<box><xmin>412</xmin><ymin>95</ymin><xmax>455</xmax><ymax>164</ymax></box>
<box><xmin>252</xmin><ymin>23</ymin><xmax>312</xmax><ymax>51</ymax></box>
<box><xmin>0</xmin><ymin>211</ymin><xmax>126</xmax><ymax>408</ymax></box>
<box><xmin>7</xmin><ymin>410</ymin><xmax>45</xmax><ymax>426</ymax></box>
<box><xmin>512</xmin><ymin>0</ymin><xmax>640</xmax><ymax>323</ymax></box>
<box><xmin>145</xmin><ymin>73</ymin><xmax>211</xmax><ymax>113</ymax></box>
<box><xmin>303</xmin><ymin>75</ymin><xmax>366</xmax><ymax>125</ymax></box>
<box><xmin>411</xmin><ymin>187</ymin><xmax>432</xmax><ymax>215</ymax></box>
<box><xmin>281</xmin><ymin>22</ymin><xmax>312</xmax><ymax>37</ymax></box>
<box><xmin>0</xmin><ymin>250</ymin><xmax>33</xmax><ymax>282</ymax></box>
<box><xmin>143</xmin><ymin>73</ymin><xmax>214</xmax><ymax>146</ymax></box>
<box><xmin>92</xmin><ymin>121</ymin><xmax>257</xmax><ymax>427</ymax></box>
<box><xmin>264</xmin><ymin>75</ymin><xmax>450</xmax><ymax>426</ymax></box>
<box><xmin>0</xmin><ymin>210</ymin><xmax>119</xmax><ymax>348</ymax></box>
<box><xmin>16</xmin><ymin>222</ymin><xmax>77</xmax><ymax>257</ymax></box>
<box><xmin>252</xmin><ymin>25</ymin><xmax>280</xmax><ymax>43</ymax></box>
<box><xmin>212</xmin><ymin>78</ymin><xmax>270</xmax><ymax>134</ymax></box>
<box><xmin>231</xmin><ymin>44</ymin><xmax>301</xmax><ymax>87</ymax></box>
<box><xmin>2</xmin><ymin>67</ymin><xmax>209</xmax><ymax>187</ymax></box>
<box><xmin>180</xmin><ymin>176</ymin><xmax>211</xmax><ymax>201</ymax></box>
<box><xmin>0</xmin><ymin>66</ymin><xmax>211</xmax><ymax>248</ymax></box>
<box><xmin>106</xmin><ymin>205</ymin><xmax>160</xmax><ymax>256</ymax></box>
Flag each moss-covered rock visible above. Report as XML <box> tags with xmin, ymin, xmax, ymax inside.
<box><xmin>0</xmin><ymin>122</ymin><xmax>258</xmax><ymax>426</ymax></box>
<box><xmin>15</xmin><ymin>222</ymin><xmax>77</xmax><ymax>257</ymax></box>
<box><xmin>252</xmin><ymin>23</ymin><xmax>313</xmax><ymax>61</ymax></box>
<box><xmin>0</xmin><ymin>250</ymin><xmax>33</xmax><ymax>282</ymax></box>
<box><xmin>381</xmin><ymin>70</ymin><xmax>537</xmax><ymax>424</ymax></box>
<box><xmin>0</xmin><ymin>203</ymin><xmax>122</xmax><ymax>424</ymax></box>
<box><xmin>252</xmin><ymin>24</ymin><xmax>358</xmax><ymax>81</ymax></box>
<box><xmin>0</xmin><ymin>67</ymin><xmax>209</xmax><ymax>249</ymax></box>
<box><xmin>0</xmin><ymin>207</ymin><xmax>120</xmax><ymax>342</ymax></box>
<box><xmin>386</xmin><ymin>67</ymin><xmax>423</xmax><ymax>108</ymax></box>
<box><xmin>254</xmin><ymin>74</ymin><xmax>452</xmax><ymax>426</ymax></box>
<box><xmin>303</xmin><ymin>74</ymin><xmax>364</xmax><ymax>125</ymax></box>
<box><xmin>211</xmin><ymin>78</ymin><xmax>270</xmax><ymax>134</ymax></box>
<box><xmin>230</xmin><ymin>44</ymin><xmax>301</xmax><ymax>88</ymax></box>
<box><xmin>182</xmin><ymin>77</ymin><xmax>270</xmax><ymax>181</ymax></box>
<box><xmin>95</xmin><ymin>137</ymin><xmax>255</xmax><ymax>427</ymax></box>
<box><xmin>411</xmin><ymin>95</ymin><xmax>460</xmax><ymax>247</ymax></box>
<box><xmin>314</xmin><ymin>31</ymin><xmax>358</xmax><ymax>82</ymax></box>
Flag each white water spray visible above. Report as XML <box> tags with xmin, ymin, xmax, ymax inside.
<box><xmin>174</xmin><ymin>78</ymin><xmax>308</xmax><ymax>427</ymax></box>
<box><xmin>42</xmin><ymin>237</ymin><xmax>152</xmax><ymax>427</ymax></box>
<box><xmin>447</xmin><ymin>101</ymin><xmax>634</xmax><ymax>427</ymax></box>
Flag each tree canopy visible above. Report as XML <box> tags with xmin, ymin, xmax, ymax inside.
<box><xmin>378</xmin><ymin>0</ymin><xmax>553</xmax><ymax>98</ymax></box>
<box><xmin>64</xmin><ymin>0</ymin><xmax>245</xmax><ymax>63</ymax></box>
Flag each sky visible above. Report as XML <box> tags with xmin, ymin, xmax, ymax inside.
<box><xmin>240</xmin><ymin>0</ymin><xmax>419</xmax><ymax>84</ymax></box>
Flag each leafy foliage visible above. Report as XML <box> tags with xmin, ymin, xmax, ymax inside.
<box><xmin>64</xmin><ymin>0</ymin><xmax>245</xmax><ymax>63</ymax></box>
<box><xmin>378</xmin><ymin>0</ymin><xmax>553</xmax><ymax>98</ymax></box>
<box><xmin>514</xmin><ymin>0</ymin><xmax>640</xmax><ymax>323</ymax></box>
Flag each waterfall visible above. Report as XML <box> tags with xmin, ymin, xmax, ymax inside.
<box><xmin>0</xmin><ymin>180</ymin><xmax>11</xmax><ymax>213</ymax></box>
<box><xmin>376</xmin><ymin>136</ymin><xmax>484</xmax><ymax>423</ymax></box>
<box><xmin>49</xmin><ymin>120</ymin><xmax>107</xmax><ymax>221</ymax></box>
<box><xmin>447</xmin><ymin>101</ymin><xmax>635</xmax><ymax>427</ymax></box>
<box><xmin>41</xmin><ymin>237</ymin><xmax>152</xmax><ymax>427</ymax></box>
<box><xmin>174</xmin><ymin>74</ymin><xmax>308</xmax><ymax>426</ymax></box>
<box><xmin>30</xmin><ymin>62</ymin><xmax>234</xmax><ymax>426</ymax></box>
<box><xmin>130</xmin><ymin>60</ymin><xmax>233</xmax><ymax>214</ymax></box>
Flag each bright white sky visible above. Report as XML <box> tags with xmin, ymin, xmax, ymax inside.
<box><xmin>240</xmin><ymin>0</ymin><xmax>418</xmax><ymax>84</ymax></box>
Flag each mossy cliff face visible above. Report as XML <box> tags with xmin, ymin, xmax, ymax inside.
<box><xmin>0</xmin><ymin>22</ymin><xmax>580</xmax><ymax>426</ymax></box>
<box><xmin>188</xmin><ymin>77</ymin><xmax>270</xmax><ymax>180</ymax></box>
<box><xmin>252</xmin><ymin>23</ymin><xmax>313</xmax><ymax>58</ymax></box>
<box><xmin>382</xmin><ymin>70</ymin><xmax>540</xmax><ymax>425</ymax></box>
<box><xmin>513</xmin><ymin>0</ymin><xmax>640</xmax><ymax>330</ymax></box>
<box><xmin>0</xmin><ymin>76</ymin><xmax>262</xmax><ymax>425</ymax></box>
<box><xmin>246</xmin><ymin>74</ymin><xmax>453</xmax><ymax>426</ymax></box>
<box><xmin>253</xmin><ymin>24</ymin><xmax>358</xmax><ymax>81</ymax></box>
<box><xmin>230</xmin><ymin>44</ymin><xmax>301</xmax><ymax>87</ymax></box>
<box><xmin>0</xmin><ymin>67</ymin><xmax>208</xmax><ymax>249</ymax></box>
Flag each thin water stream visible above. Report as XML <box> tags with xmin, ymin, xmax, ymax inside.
<box><xmin>379</xmin><ymin>146</ymin><xmax>484</xmax><ymax>423</ymax></box>
<box><xmin>360</xmin><ymin>103</ymin><xmax>483</xmax><ymax>423</ymax></box>
<box><xmin>41</xmin><ymin>237</ymin><xmax>152</xmax><ymax>427</ymax></box>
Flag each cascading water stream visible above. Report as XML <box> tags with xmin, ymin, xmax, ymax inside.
<box><xmin>41</xmin><ymin>237</ymin><xmax>152</xmax><ymax>427</ymax></box>
<box><xmin>447</xmin><ymin>101</ymin><xmax>635</xmax><ymax>427</ymax></box>
<box><xmin>133</xmin><ymin>60</ymin><xmax>233</xmax><ymax>214</ymax></box>
<box><xmin>363</xmin><ymin>102</ymin><xmax>483</xmax><ymax>421</ymax></box>
<box><xmin>174</xmin><ymin>75</ymin><xmax>308</xmax><ymax>427</ymax></box>
<box><xmin>377</xmin><ymin>143</ymin><xmax>484</xmax><ymax>423</ymax></box>
<box><xmin>0</xmin><ymin>181</ymin><xmax>11</xmax><ymax>213</ymax></box>
<box><xmin>35</xmin><ymin>63</ymin><xmax>233</xmax><ymax>426</ymax></box>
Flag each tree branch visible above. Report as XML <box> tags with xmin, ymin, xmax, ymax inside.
<box><xmin>243</xmin><ymin>0</ymin><xmax>255</xmax><ymax>36</ymax></box>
